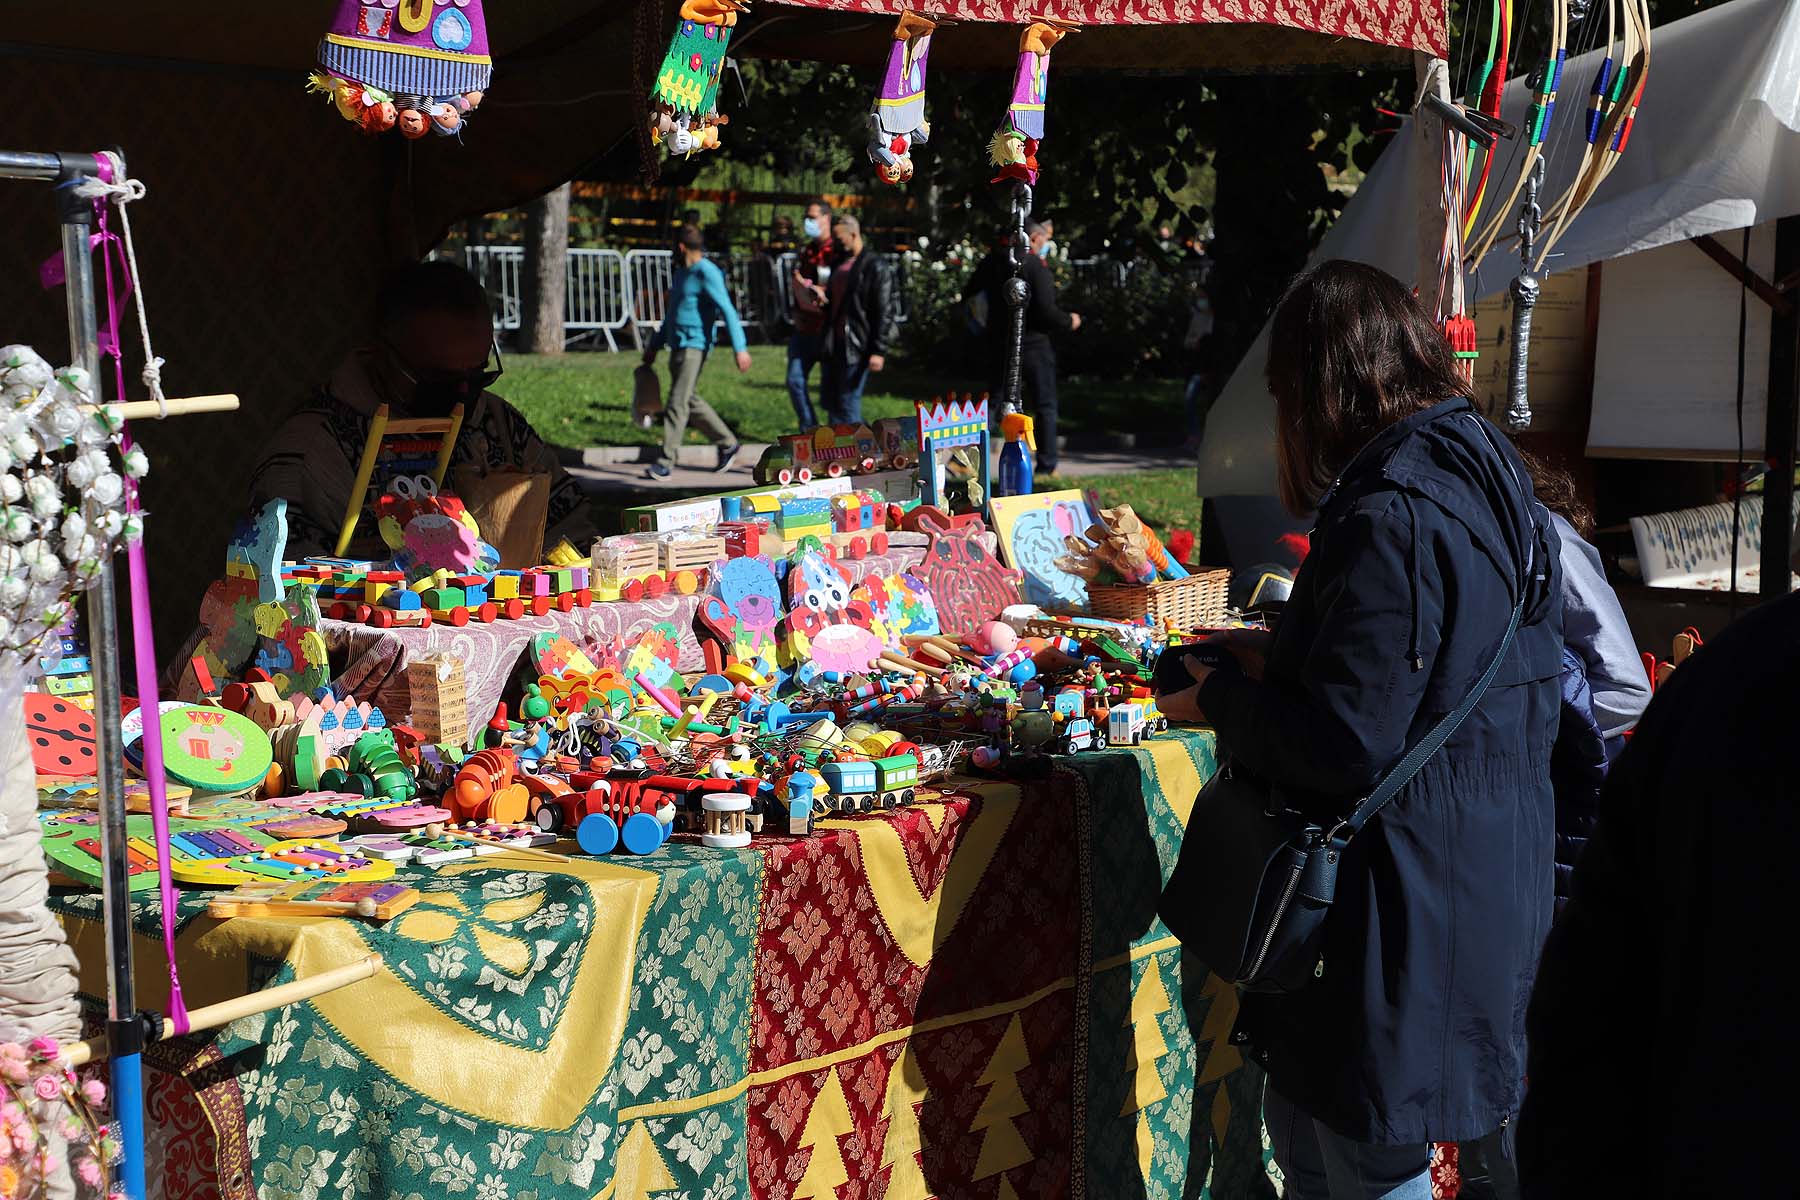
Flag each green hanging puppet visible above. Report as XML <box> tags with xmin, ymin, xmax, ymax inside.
<box><xmin>650</xmin><ymin>0</ymin><xmax>748</xmax><ymax>158</ymax></box>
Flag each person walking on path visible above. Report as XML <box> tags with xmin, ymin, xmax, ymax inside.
<box><xmin>642</xmin><ymin>224</ymin><xmax>749</xmax><ymax>479</ymax></box>
<box><xmin>785</xmin><ymin>200</ymin><xmax>838</xmax><ymax>430</ymax></box>
<box><xmin>963</xmin><ymin>217</ymin><xmax>1079</xmax><ymax>474</ymax></box>
<box><xmin>819</xmin><ymin>215</ymin><xmax>897</xmax><ymax>426</ymax></box>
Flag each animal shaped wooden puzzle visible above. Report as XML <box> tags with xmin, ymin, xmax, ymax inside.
<box><xmin>531</xmin><ymin>633</ymin><xmax>598</xmax><ymax>679</ymax></box>
<box><xmin>697</xmin><ymin>554</ymin><xmax>783</xmax><ymax>677</ymax></box>
<box><xmin>855</xmin><ymin>571</ymin><xmax>941</xmax><ymax>647</ymax></box>
<box><xmin>783</xmin><ymin>546</ymin><xmax>888</xmax><ymax>679</ymax></box>
<box><xmin>23</xmin><ymin>693</ymin><xmax>97</xmax><ymax>777</ymax></box>
<box><xmin>197</xmin><ymin>500</ymin><xmax>332</xmax><ymax>698</ymax></box>
<box><xmin>158</xmin><ymin>706</ymin><xmax>273</xmax><ymax>794</ymax></box>
<box><xmin>333</xmin><ymin>404</ymin><xmax>466</xmax><ymax>557</ymax></box>
<box><xmin>624</xmin><ymin>622</ymin><xmax>683</xmax><ymax>693</ymax></box>
<box><xmin>910</xmin><ymin>511</ymin><xmax>1022</xmax><ymax>636</ymax></box>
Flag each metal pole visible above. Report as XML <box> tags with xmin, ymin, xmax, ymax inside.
<box><xmin>1000</xmin><ymin>180</ymin><xmax>1033</xmax><ymax>422</ymax></box>
<box><xmin>1763</xmin><ymin>213</ymin><xmax>1800</xmax><ymax>601</ymax></box>
<box><xmin>52</xmin><ymin>149</ymin><xmax>149</xmax><ymax>1200</ymax></box>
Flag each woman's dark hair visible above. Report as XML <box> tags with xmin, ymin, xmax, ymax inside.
<box><xmin>1517</xmin><ymin>447</ymin><xmax>1594</xmax><ymax>539</ymax></box>
<box><xmin>675</xmin><ymin>223</ymin><xmax>706</xmax><ymax>253</ymax></box>
<box><xmin>1265</xmin><ymin>260</ymin><xmax>1469</xmax><ymax>515</ymax></box>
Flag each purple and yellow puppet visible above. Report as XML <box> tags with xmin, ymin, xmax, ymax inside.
<box><xmin>309</xmin><ymin>0</ymin><xmax>492</xmax><ymax>139</ymax></box>
<box><xmin>867</xmin><ymin>10</ymin><xmax>938</xmax><ymax>186</ymax></box>
<box><xmin>988</xmin><ymin>19</ymin><xmax>1078</xmax><ymax>185</ymax></box>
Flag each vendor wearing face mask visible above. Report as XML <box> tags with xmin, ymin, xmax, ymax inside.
<box><xmin>247</xmin><ymin>260</ymin><xmax>592</xmax><ymax>559</ymax></box>
<box><xmin>961</xmin><ymin>216</ymin><xmax>1080</xmax><ymax>475</ymax></box>
<box><xmin>785</xmin><ymin>200</ymin><xmax>839</xmax><ymax>430</ymax></box>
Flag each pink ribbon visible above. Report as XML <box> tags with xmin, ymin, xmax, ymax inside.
<box><xmin>88</xmin><ymin>154</ymin><xmax>191</xmax><ymax>1037</ymax></box>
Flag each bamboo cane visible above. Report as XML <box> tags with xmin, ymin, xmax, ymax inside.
<box><xmin>60</xmin><ymin>954</ymin><xmax>382</xmax><ymax>1068</ymax></box>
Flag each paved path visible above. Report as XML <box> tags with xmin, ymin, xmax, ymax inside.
<box><xmin>564</xmin><ymin>443</ymin><xmax>1195</xmax><ymax>499</ymax></box>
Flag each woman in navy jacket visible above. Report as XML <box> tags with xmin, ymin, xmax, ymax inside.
<box><xmin>1160</xmin><ymin>262</ymin><xmax>1563</xmax><ymax>1199</ymax></box>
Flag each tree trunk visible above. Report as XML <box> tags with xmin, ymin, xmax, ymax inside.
<box><xmin>521</xmin><ymin>183</ymin><xmax>571</xmax><ymax>354</ymax></box>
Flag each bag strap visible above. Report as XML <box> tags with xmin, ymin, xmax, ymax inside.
<box><xmin>1333</xmin><ymin>593</ymin><xmax>1525</xmax><ymax>840</ymax></box>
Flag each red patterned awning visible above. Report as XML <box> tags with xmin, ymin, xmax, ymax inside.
<box><xmin>767</xmin><ymin>0</ymin><xmax>1447</xmax><ymax>59</ymax></box>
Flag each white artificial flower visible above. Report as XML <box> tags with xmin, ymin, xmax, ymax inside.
<box><xmin>122</xmin><ymin>446</ymin><xmax>149</xmax><ymax>479</ymax></box>
<box><xmin>0</xmin><ymin>474</ymin><xmax>21</xmax><ymax>503</ymax></box>
<box><xmin>91</xmin><ymin>472</ymin><xmax>124</xmax><ymax>506</ymax></box>
<box><xmin>24</xmin><ymin>473</ymin><xmax>61</xmax><ymax>518</ymax></box>
<box><xmin>0</xmin><ymin>507</ymin><xmax>30</xmax><ymax>543</ymax></box>
<box><xmin>23</xmin><ymin>538</ymin><xmax>62</xmax><ymax>582</ymax></box>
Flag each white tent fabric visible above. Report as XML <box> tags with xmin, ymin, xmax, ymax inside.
<box><xmin>1196</xmin><ymin>0</ymin><xmax>1800</xmax><ymax>498</ymax></box>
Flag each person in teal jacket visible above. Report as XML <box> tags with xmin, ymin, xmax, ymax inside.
<box><xmin>641</xmin><ymin>224</ymin><xmax>752</xmax><ymax>478</ymax></box>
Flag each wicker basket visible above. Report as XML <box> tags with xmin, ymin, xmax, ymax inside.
<box><xmin>1086</xmin><ymin>568</ymin><xmax>1231</xmax><ymax>629</ymax></box>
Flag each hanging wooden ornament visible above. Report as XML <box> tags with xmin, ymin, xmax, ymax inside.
<box><xmin>867</xmin><ymin>10</ymin><xmax>938</xmax><ymax>186</ymax></box>
<box><xmin>650</xmin><ymin>0</ymin><xmax>749</xmax><ymax>159</ymax></box>
<box><xmin>309</xmin><ymin>0</ymin><xmax>493</xmax><ymax>139</ymax></box>
<box><xmin>989</xmin><ymin>19</ymin><xmax>1078</xmax><ymax>185</ymax></box>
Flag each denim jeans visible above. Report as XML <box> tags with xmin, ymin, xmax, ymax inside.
<box><xmin>820</xmin><ymin>355</ymin><xmax>869</xmax><ymax>426</ymax></box>
<box><xmin>786</xmin><ymin>332</ymin><xmax>821</xmax><ymax>428</ymax></box>
<box><xmin>1266</xmin><ymin>1086</ymin><xmax>1432</xmax><ymax>1200</ymax></box>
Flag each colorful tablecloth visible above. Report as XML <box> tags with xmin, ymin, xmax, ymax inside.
<box><xmin>53</xmin><ymin>731</ymin><xmax>1277</xmax><ymax>1200</ymax></box>
<box><xmin>321</xmin><ymin>545</ymin><xmax>926</xmax><ymax>746</ymax></box>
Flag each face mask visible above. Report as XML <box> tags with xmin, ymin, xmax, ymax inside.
<box><xmin>1036</xmin><ymin>240</ymin><xmax>1054</xmax><ymax>259</ymax></box>
<box><xmin>803</xmin><ymin>217</ymin><xmax>823</xmax><ymax>239</ymax></box>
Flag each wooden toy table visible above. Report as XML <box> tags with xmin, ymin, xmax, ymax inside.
<box><xmin>54</xmin><ymin>732</ymin><xmax>1279</xmax><ymax>1200</ymax></box>
<box><xmin>320</xmin><ymin>544</ymin><xmax>928</xmax><ymax>746</ymax></box>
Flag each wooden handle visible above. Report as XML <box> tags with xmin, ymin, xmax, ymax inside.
<box><xmin>60</xmin><ymin>954</ymin><xmax>382</xmax><ymax>1068</ymax></box>
<box><xmin>83</xmin><ymin>394</ymin><xmax>240</xmax><ymax>420</ymax></box>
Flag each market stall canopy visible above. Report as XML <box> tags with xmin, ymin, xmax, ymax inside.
<box><xmin>756</xmin><ymin>0</ymin><xmax>1442</xmax><ymax>69</ymax></box>
<box><xmin>1196</xmin><ymin>0</ymin><xmax>1800</xmax><ymax>498</ymax></box>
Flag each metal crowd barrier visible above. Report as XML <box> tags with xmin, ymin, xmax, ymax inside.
<box><xmin>465</xmin><ymin>245</ymin><xmax>919</xmax><ymax>351</ymax></box>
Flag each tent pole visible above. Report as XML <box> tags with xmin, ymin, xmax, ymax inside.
<box><xmin>52</xmin><ymin>150</ymin><xmax>150</xmax><ymax>1200</ymax></box>
<box><xmin>1411</xmin><ymin>54</ymin><xmax>1451</xmax><ymax>299</ymax></box>
<box><xmin>1762</xmin><ymin>214</ymin><xmax>1800</xmax><ymax>601</ymax></box>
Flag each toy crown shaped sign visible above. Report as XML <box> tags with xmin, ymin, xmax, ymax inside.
<box><xmin>918</xmin><ymin>397</ymin><xmax>988</xmax><ymax>435</ymax></box>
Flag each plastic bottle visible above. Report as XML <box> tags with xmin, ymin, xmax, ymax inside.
<box><xmin>997</xmin><ymin>411</ymin><xmax>1035</xmax><ymax>497</ymax></box>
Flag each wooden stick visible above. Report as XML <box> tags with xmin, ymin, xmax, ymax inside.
<box><xmin>426</xmin><ymin>823</ymin><xmax>572</xmax><ymax>863</ymax></box>
<box><xmin>60</xmin><ymin>954</ymin><xmax>382</xmax><ymax>1068</ymax></box>
<box><xmin>82</xmin><ymin>394</ymin><xmax>240</xmax><ymax>420</ymax></box>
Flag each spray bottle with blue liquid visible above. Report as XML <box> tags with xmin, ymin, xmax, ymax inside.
<box><xmin>997</xmin><ymin>409</ymin><xmax>1035</xmax><ymax>497</ymax></box>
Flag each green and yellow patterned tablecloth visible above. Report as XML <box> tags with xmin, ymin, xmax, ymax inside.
<box><xmin>53</xmin><ymin>730</ymin><xmax>1275</xmax><ymax>1200</ymax></box>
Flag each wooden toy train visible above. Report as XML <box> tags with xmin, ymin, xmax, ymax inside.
<box><xmin>753</xmin><ymin>417</ymin><xmax>919</xmax><ymax>486</ymax></box>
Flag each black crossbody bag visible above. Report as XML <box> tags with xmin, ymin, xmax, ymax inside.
<box><xmin>1157</xmin><ymin>596</ymin><xmax>1523</xmax><ymax>994</ymax></box>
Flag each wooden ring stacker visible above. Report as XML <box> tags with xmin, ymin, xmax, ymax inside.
<box><xmin>424</xmin><ymin>822</ymin><xmax>572</xmax><ymax>864</ymax></box>
<box><xmin>59</xmin><ymin>953</ymin><xmax>379</xmax><ymax>1069</ymax></box>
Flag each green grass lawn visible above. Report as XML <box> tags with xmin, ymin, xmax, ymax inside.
<box><xmin>500</xmin><ymin>352</ymin><xmax>1185</xmax><ymax>451</ymax></box>
<box><xmin>1036</xmin><ymin>469</ymin><xmax>1204</xmax><ymax>535</ymax></box>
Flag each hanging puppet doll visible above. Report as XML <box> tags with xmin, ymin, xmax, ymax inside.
<box><xmin>309</xmin><ymin>0</ymin><xmax>492</xmax><ymax>139</ymax></box>
<box><xmin>988</xmin><ymin>19</ymin><xmax>1078</xmax><ymax>185</ymax></box>
<box><xmin>867</xmin><ymin>10</ymin><xmax>938</xmax><ymax>185</ymax></box>
<box><xmin>650</xmin><ymin>0</ymin><xmax>748</xmax><ymax>158</ymax></box>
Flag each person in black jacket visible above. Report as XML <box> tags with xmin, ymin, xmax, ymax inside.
<box><xmin>819</xmin><ymin>215</ymin><xmax>897</xmax><ymax>425</ymax></box>
<box><xmin>1158</xmin><ymin>261</ymin><xmax>1562</xmax><ymax>1200</ymax></box>
<box><xmin>1518</xmin><ymin>589</ymin><xmax>1800</xmax><ymax>1198</ymax></box>
<box><xmin>963</xmin><ymin>219</ymin><xmax>1081</xmax><ymax>473</ymax></box>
